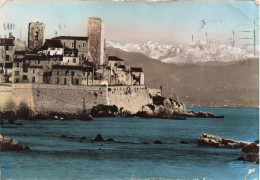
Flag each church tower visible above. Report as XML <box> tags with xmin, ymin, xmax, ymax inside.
<box><xmin>28</xmin><ymin>22</ymin><xmax>45</xmax><ymax>50</ymax></box>
<box><xmin>88</xmin><ymin>17</ymin><xmax>104</xmax><ymax>65</ymax></box>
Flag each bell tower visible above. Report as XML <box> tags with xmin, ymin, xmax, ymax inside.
<box><xmin>28</xmin><ymin>22</ymin><xmax>45</xmax><ymax>50</ymax></box>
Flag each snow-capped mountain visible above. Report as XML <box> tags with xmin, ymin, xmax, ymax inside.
<box><xmin>106</xmin><ymin>41</ymin><xmax>255</xmax><ymax>64</ymax></box>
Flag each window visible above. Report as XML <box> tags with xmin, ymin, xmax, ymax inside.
<box><xmin>23</xmin><ymin>75</ymin><xmax>28</xmax><ymax>80</ymax></box>
<box><xmin>83</xmin><ymin>43</ymin><xmax>85</xmax><ymax>47</ymax></box>
<box><xmin>16</xmin><ymin>63</ymin><xmax>19</xmax><ymax>67</ymax></box>
<box><xmin>5</xmin><ymin>46</ymin><xmax>9</xmax><ymax>51</ymax></box>
<box><xmin>78</xmin><ymin>45</ymin><xmax>81</xmax><ymax>48</ymax></box>
<box><xmin>72</xmin><ymin>43</ymin><xmax>74</xmax><ymax>48</ymax></box>
<box><xmin>57</xmin><ymin>70</ymin><xmax>59</xmax><ymax>76</ymax></box>
<box><xmin>23</xmin><ymin>68</ymin><xmax>28</xmax><ymax>73</ymax></box>
<box><xmin>64</xmin><ymin>78</ymin><xmax>67</xmax><ymax>85</ymax></box>
<box><xmin>15</xmin><ymin>71</ymin><xmax>19</xmax><ymax>75</ymax></box>
<box><xmin>33</xmin><ymin>69</ymin><xmax>35</xmax><ymax>74</ymax></box>
<box><xmin>65</xmin><ymin>70</ymin><xmax>69</xmax><ymax>76</ymax></box>
<box><xmin>73</xmin><ymin>58</ymin><xmax>76</xmax><ymax>63</ymax></box>
<box><xmin>35</xmin><ymin>31</ymin><xmax>39</xmax><ymax>40</ymax></box>
<box><xmin>32</xmin><ymin>77</ymin><xmax>35</xmax><ymax>83</ymax></box>
<box><xmin>5</xmin><ymin>55</ymin><xmax>9</xmax><ymax>61</ymax></box>
<box><xmin>71</xmin><ymin>71</ymin><xmax>75</xmax><ymax>76</ymax></box>
<box><xmin>56</xmin><ymin>77</ymin><xmax>59</xmax><ymax>84</ymax></box>
<box><xmin>63</xmin><ymin>42</ymin><xmax>65</xmax><ymax>47</ymax></box>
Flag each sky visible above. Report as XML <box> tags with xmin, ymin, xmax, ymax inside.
<box><xmin>0</xmin><ymin>0</ymin><xmax>259</xmax><ymax>47</ymax></box>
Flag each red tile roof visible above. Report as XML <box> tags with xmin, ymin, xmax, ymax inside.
<box><xmin>40</xmin><ymin>39</ymin><xmax>63</xmax><ymax>50</ymax></box>
<box><xmin>131</xmin><ymin>67</ymin><xmax>143</xmax><ymax>72</ymax></box>
<box><xmin>0</xmin><ymin>38</ymin><xmax>15</xmax><ymax>46</ymax></box>
<box><xmin>52</xmin><ymin>36</ymin><xmax>88</xmax><ymax>41</ymax></box>
<box><xmin>14</xmin><ymin>50</ymin><xmax>26</xmax><ymax>55</ymax></box>
<box><xmin>108</xmin><ymin>56</ymin><xmax>124</xmax><ymax>61</ymax></box>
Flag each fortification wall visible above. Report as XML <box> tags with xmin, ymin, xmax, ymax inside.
<box><xmin>1</xmin><ymin>84</ymin><xmax>152</xmax><ymax>114</ymax></box>
<box><xmin>0</xmin><ymin>84</ymin><xmax>13</xmax><ymax>110</ymax></box>
<box><xmin>108</xmin><ymin>85</ymin><xmax>152</xmax><ymax>113</ymax></box>
<box><xmin>12</xmin><ymin>84</ymin><xmax>107</xmax><ymax>114</ymax></box>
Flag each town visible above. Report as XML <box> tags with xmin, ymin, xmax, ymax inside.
<box><xmin>0</xmin><ymin>17</ymin><xmax>144</xmax><ymax>86</ymax></box>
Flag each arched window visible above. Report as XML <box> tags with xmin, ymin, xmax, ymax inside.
<box><xmin>35</xmin><ymin>31</ymin><xmax>39</xmax><ymax>40</ymax></box>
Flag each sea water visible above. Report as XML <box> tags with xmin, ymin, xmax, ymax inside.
<box><xmin>0</xmin><ymin>107</ymin><xmax>259</xmax><ymax>180</ymax></box>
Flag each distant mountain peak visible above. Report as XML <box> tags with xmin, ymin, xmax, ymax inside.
<box><xmin>107</xmin><ymin>40</ymin><xmax>257</xmax><ymax>64</ymax></box>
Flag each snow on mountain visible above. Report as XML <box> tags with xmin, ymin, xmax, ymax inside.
<box><xmin>106</xmin><ymin>40</ymin><xmax>254</xmax><ymax>64</ymax></box>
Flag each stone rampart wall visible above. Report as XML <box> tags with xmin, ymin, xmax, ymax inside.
<box><xmin>0</xmin><ymin>84</ymin><xmax>13</xmax><ymax>110</ymax></box>
<box><xmin>0</xmin><ymin>84</ymin><xmax>152</xmax><ymax>114</ymax></box>
<box><xmin>108</xmin><ymin>85</ymin><xmax>152</xmax><ymax>113</ymax></box>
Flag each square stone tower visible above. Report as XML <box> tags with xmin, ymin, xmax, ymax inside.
<box><xmin>28</xmin><ymin>22</ymin><xmax>45</xmax><ymax>50</ymax></box>
<box><xmin>88</xmin><ymin>17</ymin><xmax>104</xmax><ymax>65</ymax></box>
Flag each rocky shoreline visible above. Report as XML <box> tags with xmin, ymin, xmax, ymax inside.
<box><xmin>198</xmin><ymin>133</ymin><xmax>259</xmax><ymax>163</ymax></box>
<box><xmin>0</xmin><ymin>135</ymin><xmax>28</xmax><ymax>151</ymax></box>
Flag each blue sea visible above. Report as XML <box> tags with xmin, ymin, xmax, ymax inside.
<box><xmin>0</xmin><ymin>107</ymin><xmax>259</xmax><ymax>180</ymax></box>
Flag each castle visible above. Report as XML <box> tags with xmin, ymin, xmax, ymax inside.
<box><xmin>0</xmin><ymin>18</ymin><xmax>144</xmax><ymax>86</ymax></box>
<box><xmin>0</xmin><ymin>18</ymin><xmax>160</xmax><ymax>114</ymax></box>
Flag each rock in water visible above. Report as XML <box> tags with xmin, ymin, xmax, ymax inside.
<box><xmin>198</xmin><ymin>133</ymin><xmax>259</xmax><ymax>163</ymax></box>
<box><xmin>180</xmin><ymin>140</ymin><xmax>189</xmax><ymax>144</ymax></box>
<box><xmin>94</xmin><ymin>134</ymin><xmax>104</xmax><ymax>141</ymax></box>
<box><xmin>0</xmin><ymin>135</ymin><xmax>26</xmax><ymax>151</ymax></box>
<box><xmin>154</xmin><ymin>140</ymin><xmax>162</xmax><ymax>144</ymax></box>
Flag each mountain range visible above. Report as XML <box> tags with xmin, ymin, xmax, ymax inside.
<box><xmin>107</xmin><ymin>46</ymin><xmax>259</xmax><ymax>108</ymax></box>
<box><xmin>107</xmin><ymin>41</ymin><xmax>257</xmax><ymax>64</ymax></box>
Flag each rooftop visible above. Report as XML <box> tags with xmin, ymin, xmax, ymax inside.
<box><xmin>130</xmin><ymin>67</ymin><xmax>143</xmax><ymax>72</ymax></box>
<box><xmin>0</xmin><ymin>38</ymin><xmax>15</xmax><ymax>46</ymax></box>
<box><xmin>108</xmin><ymin>56</ymin><xmax>124</xmax><ymax>62</ymax></box>
<box><xmin>52</xmin><ymin>36</ymin><xmax>88</xmax><ymax>41</ymax></box>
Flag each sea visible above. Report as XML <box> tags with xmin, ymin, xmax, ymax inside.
<box><xmin>0</xmin><ymin>107</ymin><xmax>259</xmax><ymax>180</ymax></box>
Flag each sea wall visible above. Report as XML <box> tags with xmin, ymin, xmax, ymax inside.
<box><xmin>1</xmin><ymin>84</ymin><xmax>152</xmax><ymax>114</ymax></box>
<box><xmin>0</xmin><ymin>84</ymin><xmax>13</xmax><ymax>111</ymax></box>
<box><xmin>12</xmin><ymin>83</ymin><xmax>107</xmax><ymax>114</ymax></box>
<box><xmin>108</xmin><ymin>85</ymin><xmax>152</xmax><ymax>113</ymax></box>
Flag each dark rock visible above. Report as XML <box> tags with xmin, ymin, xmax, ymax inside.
<box><xmin>93</xmin><ymin>134</ymin><xmax>104</xmax><ymax>141</ymax></box>
<box><xmin>135</xmin><ymin>111</ymin><xmax>153</xmax><ymax>118</ymax></box>
<box><xmin>154</xmin><ymin>140</ymin><xmax>162</xmax><ymax>144</ymax></box>
<box><xmin>106</xmin><ymin>138</ymin><xmax>115</xmax><ymax>142</ymax></box>
<box><xmin>237</xmin><ymin>156</ymin><xmax>246</xmax><ymax>161</ymax></box>
<box><xmin>198</xmin><ymin>133</ymin><xmax>259</xmax><ymax>163</ymax></box>
<box><xmin>0</xmin><ymin>135</ymin><xmax>26</xmax><ymax>151</ymax></box>
<box><xmin>79</xmin><ymin>140</ymin><xmax>83</xmax><ymax>143</ymax></box>
<box><xmin>60</xmin><ymin>135</ymin><xmax>67</xmax><ymax>138</ymax></box>
<box><xmin>80</xmin><ymin>114</ymin><xmax>93</xmax><ymax>121</ymax></box>
<box><xmin>68</xmin><ymin>137</ymin><xmax>74</xmax><ymax>140</ymax></box>
<box><xmin>180</xmin><ymin>140</ymin><xmax>189</xmax><ymax>144</ymax></box>
<box><xmin>254</xmin><ymin>140</ymin><xmax>259</xmax><ymax>144</ymax></box>
<box><xmin>80</xmin><ymin>136</ymin><xmax>86</xmax><ymax>140</ymax></box>
<box><xmin>142</xmin><ymin>142</ymin><xmax>149</xmax><ymax>144</ymax></box>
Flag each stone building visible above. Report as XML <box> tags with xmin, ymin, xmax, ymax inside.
<box><xmin>38</xmin><ymin>39</ymin><xmax>63</xmax><ymax>56</ymax></box>
<box><xmin>130</xmin><ymin>67</ymin><xmax>144</xmax><ymax>85</ymax></box>
<box><xmin>0</xmin><ymin>36</ymin><xmax>15</xmax><ymax>83</ymax></box>
<box><xmin>51</xmin><ymin>65</ymin><xmax>93</xmax><ymax>85</ymax></box>
<box><xmin>52</xmin><ymin>36</ymin><xmax>88</xmax><ymax>61</ymax></box>
<box><xmin>28</xmin><ymin>22</ymin><xmax>45</xmax><ymax>50</ymax></box>
<box><xmin>88</xmin><ymin>18</ymin><xmax>105</xmax><ymax>66</ymax></box>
